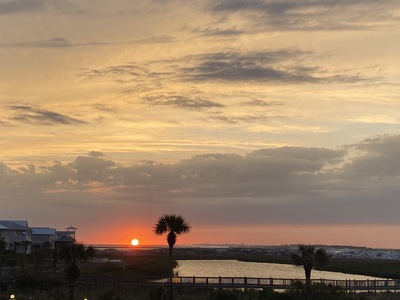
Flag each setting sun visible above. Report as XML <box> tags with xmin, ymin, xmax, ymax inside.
<box><xmin>131</xmin><ymin>238</ymin><xmax>139</xmax><ymax>246</ymax></box>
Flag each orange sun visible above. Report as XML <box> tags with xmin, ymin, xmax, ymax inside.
<box><xmin>131</xmin><ymin>238</ymin><xmax>139</xmax><ymax>246</ymax></box>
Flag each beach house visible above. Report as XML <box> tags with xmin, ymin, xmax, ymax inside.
<box><xmin>30</xmin><ymin>227</ymin><xmax>57</xmax><ymax>250</ymax></box>
<box><xmin>0</xmin><ymin>220</ymin><xmax>32</xmax><ymax>254</ymax></box>
<box><xmin>0</xmin><ymin>221</ymin><xmax>77</xmax><ymax>253</ymax></box>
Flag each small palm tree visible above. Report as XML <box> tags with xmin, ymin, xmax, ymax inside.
<box><xmin>153</xmin><ymin>214</ymin><xmax>191</xmax><ymax>261</ymax></box>
<box><xmin>154</xmin><ymin>214</ymin><xmax>190</xmax><ymax>300</ymax></box>
<box><xmin>291</xmin><ymin>244</ymin><xmax>329</xmax><ymax>300</ymax></box>
<box><xmin>59</xmin><ymin>242</ymin><xmax>95</xmax><ymax>300</ymax></box>
<box><xmin>0</xmin><ymin>240</ymin><xmax>6</xmax><ymax>253</ymax></box>
<box><xmin>66</xmin><ymin>262</ymin><xmax>80</xmax><ymax>300</ymax></box>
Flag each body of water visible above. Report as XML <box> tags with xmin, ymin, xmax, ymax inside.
<box><xmin>175</xmin><ymin>260</ymin><xmax>386</xmax><ymax>281</ymax></box>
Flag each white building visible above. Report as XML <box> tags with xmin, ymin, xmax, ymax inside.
<box><xmin>31</xmin><ymin>226</ymin><xmax>77</xmax><ymax>250</ymax></box>
<box><xmin>0</xmin><ymin>220</ymin><xmax>32</xmax><ymax>253</ymax></box>
<box><xmin>30</xmin><ymin>227</ymin><xmax>57</xmax><ymax>250</ymax></box>
<box><xmin>0</xmin><ymin>221</ymin><xmax>77</xmax><ymax>252</ymax></box>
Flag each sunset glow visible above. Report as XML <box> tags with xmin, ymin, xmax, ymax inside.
<box><xmin>2</xmin><ymin>1</ymin><xmax>400</xmax><ymax>249</ymax></box>
<box><xmin>131</xmin><ymin>239</ymin><xmax>139</xmax><ymax>246</ymax></box>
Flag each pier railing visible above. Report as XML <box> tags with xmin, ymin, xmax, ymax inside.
<box><xmin>75</xmin><ymin>275</ymin><xmax>400</xmax><ymax>292</ymax></box>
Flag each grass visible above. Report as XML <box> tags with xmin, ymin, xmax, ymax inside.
<box><xmin>322</xmin><ymin>258</ymin><xmax>400</xmax><ymax>279</ymax></box>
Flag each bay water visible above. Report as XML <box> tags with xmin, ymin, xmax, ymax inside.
<box><xmin>175</xmin><ymin>260</ymin><xmax>386</xmax><ymax>280</ymax></box>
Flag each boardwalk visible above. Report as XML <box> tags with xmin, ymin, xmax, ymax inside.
<box><xmin>76</xmin><ymin>275</ymin><xmax>400</xmax><ymax>292</ymax></box>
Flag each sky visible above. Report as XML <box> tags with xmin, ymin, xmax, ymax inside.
<box><xmin>1</xmin><ymin>0</ymin><xmax>400</xmax><ymax>249</ymax></box>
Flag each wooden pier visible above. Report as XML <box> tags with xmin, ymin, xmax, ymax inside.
<box><xmin>76</xmin><ymin>275</ymin><xmax>400</xmax><ymax>292</ymax></box>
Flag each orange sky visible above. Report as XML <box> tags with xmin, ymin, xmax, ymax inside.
<box><xmin>79</xmin><ymin>223</ymin><xmax>400</xmax><ymax>250</ymax></box>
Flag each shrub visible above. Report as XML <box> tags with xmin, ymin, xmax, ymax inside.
<box><xmin>286</xmin><ymin>281</ymin><xmax>349</xmax><ymax>300</ymax></box>
<box><xmin>258</xmin><ymin>288</ymin><xmax>293</xmax><ymax>300</ymax></box>
<box><xmin>15</xmin><ymin>273</ymin><xmax>61</xmax><ymax>291</ymax></box>
<box><xmin>148</xmin><ymin>286</ymin><xmax>166</xmax><ymax>300</ymax></box>
<box><xmin>98</xmin><ymin>287</ymin><xmax>121</xmax><ymax>300</ymax></box>
<box><xmin>209</xmin><ymin>289</ymin><xmax>239</xmax><ymax>300</ymax></box>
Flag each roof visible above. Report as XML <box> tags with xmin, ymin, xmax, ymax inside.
<box><xmin>0</xmin><ymin>220</ymin><xmax>28</xmax><ymax>231</ymax></box>
<box><xmin>31</xmin><ymin>227</ymin><xmax>56</xmax><ymax>235</ymax></box>
<box><xmin>54</xmin><ymin>235</ymin><xmax>75</xmax><ymax>243</ymax></box>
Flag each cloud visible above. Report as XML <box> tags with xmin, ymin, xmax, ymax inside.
<box><xmin>0</xmin><ymin>36</ymin><xmax>174</xmax><ymax>49</ymax></box>
<box><xmin>0</xmin><ymin>38</ymin><xmax>79</xmax><ymax>49</ymax></box>
<box><xmin>92</xmin><ymin>104</ymin><xmax>117</xmax><ymax>112</ymax></box>
<box><xmin>2</xmin><ymin>134</ymin><xmax>400</xmax><ymax>226</ymax></box>
<box><xmin>0</xmin><ymin>37</ymin><xmax>111</xmax><ymax>49</ymax></box>
<box><xmin>179</xmin><ymin>50</ymin><xmax>369</xmax><ymax>83</ymax></box>
<box><xmin>248</xmin><ymin>146</ymin><xmax>345</xmax><ymax>162</ymax></box>
<box><xmin>89</xmin><ymin>151</ymin><xmax>105</xmax><ymax>158</ymax></box>
<box><xmin>79</xmin><ymin>64</ymin><xmax>152</xmax><ymax>80</ymax></box>
<box><xmin>141</xmin><ymin>94</ymin><xmax>224</xmax><ymax>110</ymax></box>
<box><xmin>81</xmin><ymin>49</ymin><xmax>373</xmax><ymax>90</ymax></box>
<box><xmin>207</xmin><ymin>0</ymin><xmax>399</xmax><ymax>31</ymax></box>
<box><xmin>0</xmin><ymin>0</ymin><xmax>44</xmax><ymax>15</ymax></box>
<box><xmin>0</xmin><ymin>0</ymin><xmax>83</xmax><ymax>15</ymax></box>
<box><xmin>0</xmin><ymin>162</ymin><xmax>10</xmax><ymax>179</ymax></box>
<box><xmin>9</xmin><ymin>105</ymin><xmax>87</xmax><ymax>125</ymax></box>
<box><xmin>343</xmin><ymin>135</ymin><xmax>400</xmax><ymax>178</ymax></box>
<box><xmin>240</xmin><ymin>99</ymin><xmax>283</xmax><ymax>107</ymax></box>
<box><xmin>68</xmin><ymin>156</ymin><xmax>116</xmax><ymax>183</ymax></box>
<box><xmin>0</xmin><ymin>119</ymin><xmax>10</xmax><ymax>126</ymax></box>
<box><xmin>31</xmin><ymin>37</ymin><xmax>72</xmax><ymax>48</ymax></box>
<box><xmin>208</xmin><ymin>114</ymin><xmax>269</xmax><ymax>124</ymax></box>
<box><xmin>190</xmin><ymin>26</ymin><xmax>245</xmax><ymax>37</ymax></box>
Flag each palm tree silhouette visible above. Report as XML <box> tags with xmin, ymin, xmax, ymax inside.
<box><xmin>58</xmin><ymin>242</ymin><xmax>95</xmax><ymax>300</ymax></box>
<box><xmin>153</xmin><ymin>214</ymin><xmax>191</xmax><ymax>261</ymax></box>
<box><xmin>291</xmin><ymin>244</ymin><xmax>329</xmax><ymax>300</ymax></box>
<box><xmin>154</xmin><ymin>214</ymin><xmax>190</xmax><ymax>300</ymax></box>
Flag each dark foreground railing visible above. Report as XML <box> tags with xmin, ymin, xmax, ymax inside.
<box><xmin>73</xmin><ymin>275</ymin><xmax>400</xmax><ymax>292</ymax></box>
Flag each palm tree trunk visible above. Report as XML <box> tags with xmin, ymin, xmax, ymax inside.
<box><xmin>69</xmin><ymin>281</ymin><xmax>75</xmax><ymax>300</ymax></box>
<box><xmin>168</xmin><ymin>246</ymin><xmax>173</xmax><ymax>300</ymax></box>
<box><xmin>169</xmin><ymin>245</ymin><xmax>173</xmax><ymax>262</ymax></box>
<box><xmin>305</xmin><ymin>268</ymin><xmax>312</xmax><ymax>300</ymax></box>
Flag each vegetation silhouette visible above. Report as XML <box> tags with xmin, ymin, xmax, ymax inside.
<box><xmin>58</xmin><ymin>242</ymin><xmax>96</xmax><ymax>300</ymax></box>
<box><xmin>154</xmin><ymin>214</ymin><xmax>191</xmax><ymax>300</ymax></box>
<box><xmin>154</xmin><ymin>214</ymin><xmax>191</xmax><ymax>261</ymax></box>
<box><xmin>291</xmin><ymin>244</ymin><xmax>329</xmax><ymax>300</ymax></box>
<box><xmin>3</xmin><ymin>240</ymin><xmax>400</xmax><ymax>299</ymax></box>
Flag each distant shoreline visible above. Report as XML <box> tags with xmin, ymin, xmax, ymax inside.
<box><xmin>89</xmin><ymin>244</ymin><xmax>400</xmax><ymax>252</ymax></box>
<box><xmin>91</xmin><ymin>244</ymin><xmax>400</xmax><ymax>261</ymax></box>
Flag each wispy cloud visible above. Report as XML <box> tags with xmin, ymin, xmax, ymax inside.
<box><xmin>190</xmin><ymin>26</ymin><xmax>245</xmax><ymax>37</ymax></box>
<box><xmin>209</xmin><ymin>114</ymin><xmax>268</xmax><ymax>124</ymax></box>
<box><xmin>0</xmin><ymin>37</ymin><xmax>96</xmax><ymax>49</ymax></box>
<box><xmin>9</xmin><ymin>105</ymin><xmax>87</xmax><ymax>125</ymax></box>
<box><xmin>141</xmin><ymin>94</ymin><xmax>224</xmax><ymax>110</ymax></box>
<box><xmin>240</xmin><ymin>99</ymin><xmax>284</xmax><ymax>107</ymax></box>
<box><xmin>179</xmin><ymin>50</ymin><xmax>371</xmax><ymax>84</ymax></box>
<box><xmin>0</xmin><ymin>0</ymin><xmax>83</xmax><ymax>15</ymax></box>
<box><xmin>81</xmin><ymin>49</ymin><xmax>374</xmax><ymax>87</ymax></box>
<box><xmin>0</xmin><ymin>36</ymin><xmax>174</xmax><ymax>49</ymax></box>
<box><xmin>0</xmin><ymin>0</ymin><xmax>44</xmax><ymax>15</ymax></box>
<box><xmin>79</xmin><ymin>64</ymin><xmax>153</xmax><ymax>80</ymax></box>
<box><xmin>208</xmin><ymin>0</ymin><xmax>399</xmax><ymax>31</ymax></box>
